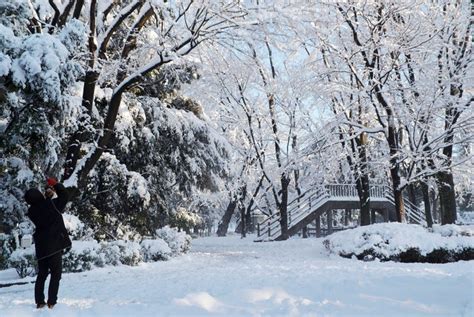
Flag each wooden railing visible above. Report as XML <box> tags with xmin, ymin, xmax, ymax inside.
<box><xmin>384</xmin><ymin>190</ymin><xmax>426</xmax><ymax>225</ymax></box>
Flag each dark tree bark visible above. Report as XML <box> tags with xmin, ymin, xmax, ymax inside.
<box><xmin>239</xmin><ymin>205</ymin><xmax>246</xmax><ymax>237</ymax></box>
<box><xmin>432</xmin><ymin>14</ymin><xmax>469</xmax><ymax>224</ymax></box>
<box><xmin>63</xmin><ymin>70</ymin><xmax>99</xmax><ymax>180</ymax></box>
<box><xmin>407</xmin><ymin>183</ymin><xmax>418</xmax><ymax>206</ymax></box>
<box><xmin>438</xmin><ymin>171</ymin><xmax>457</xmax><ymax>224</ymax></box>
<box><xmin>421</xmin><ymin>181</ymin><xmax>434</xmax><ymax>228</ymax></box>
<box><xmin>217</xmin><ymin>197</ymin><xmax>238</xmax><ymax>237</ymax></box>
<box><xmin>385</xmin><ymin>109</ymin><xmax>405</xmax><ymax>222</ymax></box>
<box><xmin>238</xmin><ymin>185</ymin><xmax>248</xmax><ymax>238</ymax></box>
<box><xmin>278</xmin><ymin>174</ymin><xmax>291</xmax><ymax>240</ymax></box>
<box><xmin>327</xmin><ymin>210</ymin><xmax>333</xmax><ymax>235</ymax></box>
<box><xmin>435</xmin><ymin>88</ymin><xmax>461</xmax><ymax>225</ymax></box>
<box><xmin>73</xmin><ymin>0</ymin><xmax>85</xmax><ymax>19</ymax></box>
<box><xmin>57</xmin><ymin>0</ymin><xmax>75</xmax><ymax>27</ymax></box>
<box><xmin>244</xmin><ymin>175</ymin><xmax>264</xmax><ymax>233</ymax></box>
<box><xmin>63</xmin><ymin>1</ymin><xmax>98</xmax><ymax>182</ymax></box>
<box><xmin>354</xmin><ymin>133</ymin><xmax>371</xmax><ymax>226</ymax></box>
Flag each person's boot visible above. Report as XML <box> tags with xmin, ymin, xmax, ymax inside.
<box><xmin>47</xmin><ymin>303</ymin><xmax>55</xmax><ymax>309</ymax></box>
<box><xmin>36</xmin><ymin>303</ymin><xmax>46</xmax><ymax>309</ymax></box>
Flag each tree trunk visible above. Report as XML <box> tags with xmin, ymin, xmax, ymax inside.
<box><xmin>245</xmin><ymin>206</ymin><xmax>253</xmax><ymax>234</ymax></box>
<box><xmin>217</xmin><ymin>198</ymin><xmax>237</xmax><ymax>237</ymax></box>
<box><xmin>244</xmin><ymin>175</ymin><xmax>264</xmax><ymax>233</ymax></box>
<box><xmin>73</xmin><ymin>0</ymin><xmax>85</xmax><ymax>19</ymax></box>
<box><xmin>278</xmin><ymin>174</ymin><xmax>290</xmax><ymax>240</ymax></box>
<box><xmin>240</xmin><ymin>203</ymin><xmax>246</xmax><ymax>238</ymax></box>
<box><xmin>63</xmin><ymin>70</ymin><xmax>99</xmax><ymax>181</ymax></box>
<box><xmin>353</xmin><ymin>133</ymin><xmax>371</xmax><ymax>226</ymax></box>
<box><xmin>327</xmin><ymin>210</ymin><xmax>333</xmax><ymax>235</ymax></box>
<box><xmin>421</xmin><ymin>181</ymin><xmax>434</xmax><ymax>228</ymax></box>
<box><xmin>357</xmin><ymin>176</ymin><xmax>371</xmax><ymax>226</ymax></box>
<box><xmin>392</xmin><ymin>185</ymin><xmax>405</xmax><ymax>223</ymax></box>
<box><xmin>436</xmin><ymin>101</ymin><xmax>458</xmax><ymax>225</ymax></box>
<box><xmin>407</xmin><ymin>183</ymin><xmax>418</xmax><ymax>206</ymax></box>
<box><xmin>387</xmin><ymin>119</ymin><xmax>405</xmax><ymax>222</ymax></box>
<box><xmin>437</xmin><ymin>171</ymin><xmax>457</xmax><ymax>224</ymax></box>
<box><xmin>239</xmin><ymin>186</ymin><xmax>248</xmax><ymax>238</ymax></box>
<box><xmin>432</xmin><ymin>191</ymin><xmax>440</xmax><ymax>223</ymax></box>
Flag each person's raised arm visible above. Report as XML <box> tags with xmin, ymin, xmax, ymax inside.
<box><xmin>47</xmin><ymin>177</ymin><xmax>69</xmax><ymax>212</ymax></box>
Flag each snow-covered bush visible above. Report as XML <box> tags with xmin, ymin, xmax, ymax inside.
<box><xmin>63</xmin><ymin>240</ymin><xmax>146</xmax><ymax>271</ymax></box>
<box><xmin>155</xmin><ymin>226</ymin><xmax>192</xmax><ymax>255</ymax></box>
<box><xmin>5</xmin><ymin>232</ymin><xmax>190</xmax><ymax>276</ymax></box>
<box><xmin>108</xmin><ymin>240</ymin><xmax>142</xmax><ymax>266</ymax></box>
<box><xmin>0</xmin><ymin>233</ymin><xmax>14</xmax><ymax>270</ymax></box>
<box><xmin>432</xmin><ymin>224</ymin><xmax>473</xmax><ymax>237</ymax></box>
<box><xmin>324</xmin><ymin>223</ymin><xmax>474</xmax><ymax>263</ymax></box>
<box><xmin>140</xmin><ymin>239</ymin><xmax>172</xmax><ymax>262</ymax></box>
<box><xmin>62</xmin><ymin>241</ymin><xmax>101</xmax><ymax>273</ymax></box>
<box><xmin>96</xmin><ymin>242</ymin><xmax>121</xmax><ymax>267</ymax></box>
<box><xmin>8</xmin><ymin>246</ymin><xmax>37</xmax><ymax>278</ymax></box>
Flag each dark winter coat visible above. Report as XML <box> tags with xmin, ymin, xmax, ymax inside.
<box><xmin>25</xmin><ymin>183</ymin><xmax>72</xmax><ymax>260</ymax></box>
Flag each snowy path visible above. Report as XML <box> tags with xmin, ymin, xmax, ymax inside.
<box><xmin>0</xmin><ymin>236</ymin><xmax>472</xmax><ymax>316</ymax></box>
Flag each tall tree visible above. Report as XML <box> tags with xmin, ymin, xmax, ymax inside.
<box><xmin>49</xmin><ymin>0</ymin><xmax>246</xmax><ymax>190</ymax></box>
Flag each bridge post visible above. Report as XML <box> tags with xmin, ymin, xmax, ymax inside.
<box><xmin>344</xmin><ymin>209</ymin><xmax>351</xmax><ymax>226</ymax></box>
<box><xmin>302</xmin><ymin>226</ymin><xmax>308</xmax><ymax>238</ymax></box>
<box><xmin>315</xmin><ymin>216</ymin><xmax>321</xmax><ymax>238</ymax></box>
<box><xmin>327</xmin><ymin>210</ymin><xmax>333</xmax><ymax>234</ymax></box>
<box><xmin>371</xmin><ymin>209</ymin><xmax>376</xmax><ymax>224</ymax></box>
<box><xmin>267</xmin><ymin>221</ymin><xmax>271</xmax><ymax>237</ymax></box>
<box><xmin>257</xmin><ymin>223</ymin><xmax>260</xmax><ymax>236</ymax></box>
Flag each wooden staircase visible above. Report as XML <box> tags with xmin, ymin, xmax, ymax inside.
<box><xmin>255</xmin><ymin>184</ymin><xmax>426</xmax><ymax>242</ymax></box>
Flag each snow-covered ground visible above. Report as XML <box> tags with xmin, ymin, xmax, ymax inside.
<box><xmin>0</xmin><ymin>235</ymin><xmax>472</xmax><ymax>317</ymax></box>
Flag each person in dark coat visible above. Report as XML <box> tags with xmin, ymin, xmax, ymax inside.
<box><xmin>24</xmin><ymin>177</ymin><xmax>71</xmax><ymax>309</ymax></box>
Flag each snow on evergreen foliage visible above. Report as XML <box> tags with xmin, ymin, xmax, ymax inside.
<box><xmin>75</xmin><ymin>89</ymin><xmax>230</xmax><ymax>236</ymax></box>
<box><xmin>0</xmin><ymin>0</ymin><xmax>233</xmax><ymax>238</ymax></box>
<box><xmin>169</xmin><ymin>207</ymin><xmax>204</xmax><ymax>234</ymax></box>
<box><xmin>63</xmin><ymin>213</ymin><xmax>95</xmax><ymax>241</ymax></box>
<box><xmin>0</xmin><ymin>15</ymin><xmax>85</xmax><ymax>230</ymax></box>
<box><xmin>0</xmin><ymin>27</ymin><xmax>84</xmax><ymax>103</ymax></box>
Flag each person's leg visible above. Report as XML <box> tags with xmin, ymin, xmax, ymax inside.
<box><xmin>47</xmin><ymin>252</ymin><xmax>62</xmax><ymax>306</ymax></box>
<box><xmin>35</xmin><ymin>258</ymin><xmax>49</xmax><ymax>306</ymax></box>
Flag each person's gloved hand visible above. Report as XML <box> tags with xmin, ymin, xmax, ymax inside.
<box><xmin>45</xmin><ymin>188</ymin><xmax>55</xmax><ymax>198</ymax></box>
<box><xmin>47</xmin><ymin>177</ymin><xmax>58</xmax><ymax>187</ymax></box>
